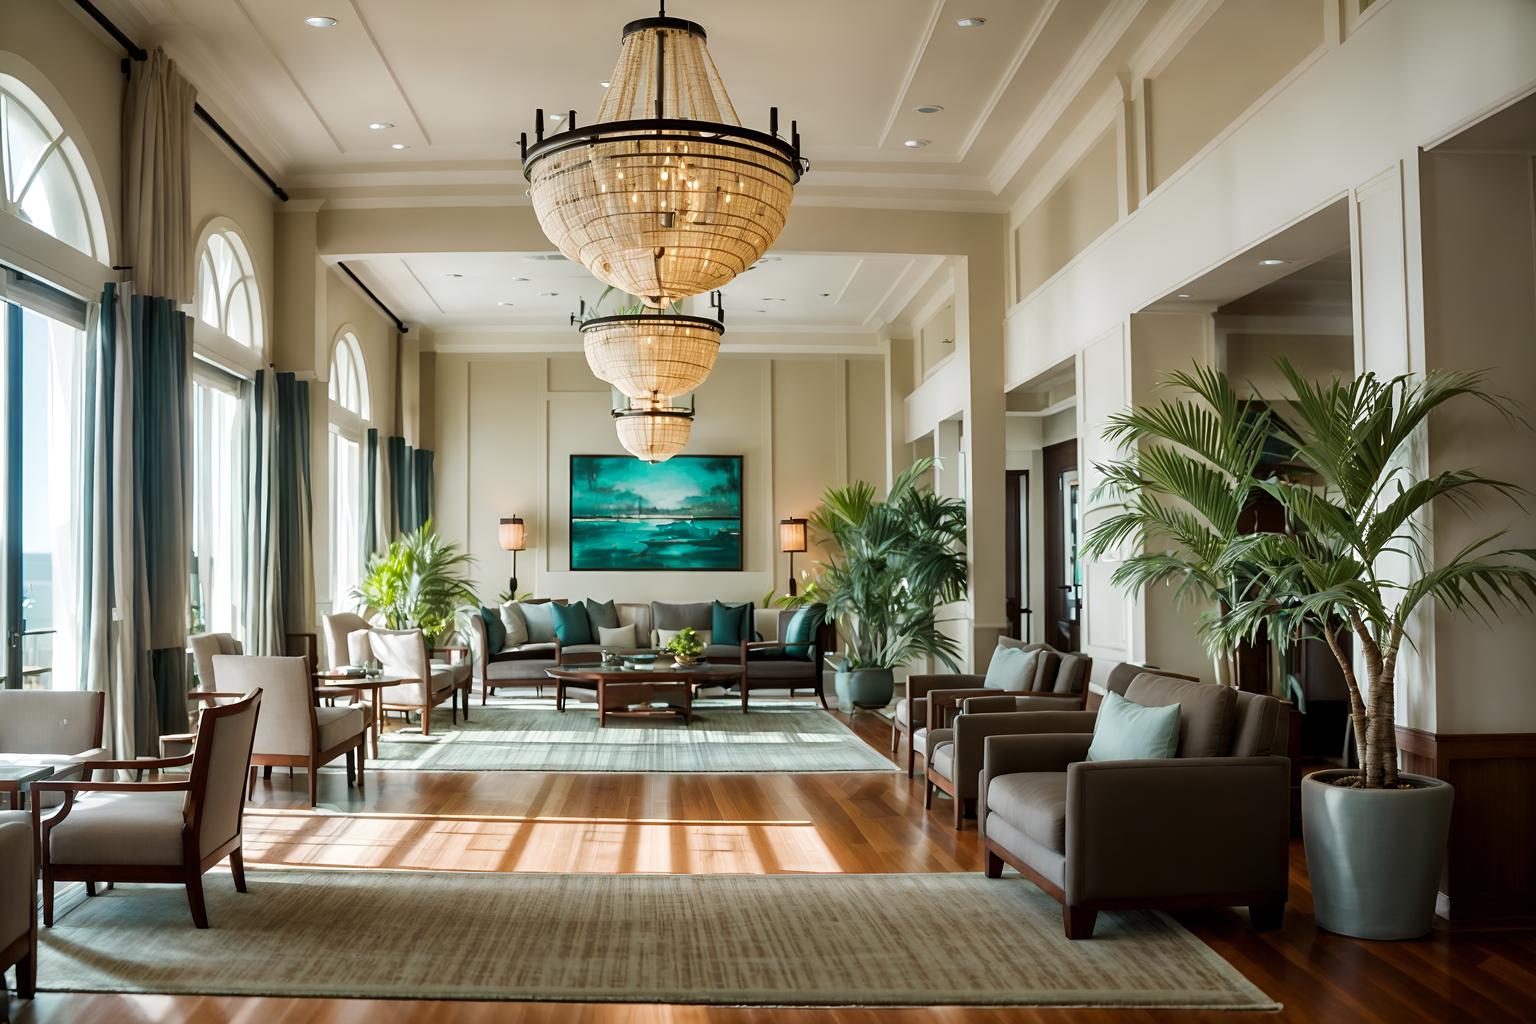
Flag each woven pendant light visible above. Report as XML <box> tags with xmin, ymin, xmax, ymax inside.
<box><xmin>579</xmin><ymin>291</ymin><xmax>724</xmax><ymax>401</ymax></box>
<box><xmin>612</xmin><ymin>394</ymin><xmax>695</xmax><ymax>463</ymax></box>
<box><xmin>522</xmin><ymin>5</ymin><xmax>806</xmax><ymax>307</ymax></box>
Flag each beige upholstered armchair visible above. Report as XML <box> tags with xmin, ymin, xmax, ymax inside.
<box><xmin>0</xmin><ymin>811</ymin><xmax>35</xmax><ymax>1013</ymax></box>
<box><xmin>893</xmin><ymin>640</ymin><xmax>1091</xmax><ymax>778</ymax></box>
<box><xmin>330</xmin><ymin>612</ymin><xmax>472</xmax><ymax>717</ymax></box>
<box><xmin>0</xmin><ymin>691</ymin><xmax>107</xmax><ymax>810</ymax></box>
<box><xmin>368</xmin><ymin>628</ymin><xmax>462</xmax><ymax>735</ymax></box>
<box><xmin>217</xmin><ymin>656</ymin><xmax>366</xmax><ymax>808</ymax></box>
<box><xmin>979</xmin><ymin>673</ymin><xmax>1290</xmax><ymax>939</ymax></box>
<box><xmin>32</xmin><ymin>690</ymin><xmax>263</xmax><ymax>930</ymax></box>
<box><xmin>919</xmin><ymin>663</ymin><xmax>1190</xmax><ymax>830</ymax></box>
<box><xmin>161</xmin><ymin>632</ymin><xmax>247</xmax><ymax>759</ymax></box>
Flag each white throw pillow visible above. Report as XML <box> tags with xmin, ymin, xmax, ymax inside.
<box><xmin>346</xmin><ymin>629</ymin><xmax>373</xmax><ymax>667</ymax></box>
<box><xmin>658</xmin><ymin>628</ymin><xmax>711</xmax><ymax>649</ymax></box>
<box><xmin>499</xmin><ymin>602</ymin><xmax>529</xmax><ymax>648</ymax></box>
<box><xmin>598</xmin><ymin>623</ymin><xmax>638</xmax><ymax>648</ymax></box>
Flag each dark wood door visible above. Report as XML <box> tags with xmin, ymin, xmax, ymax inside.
<box><xmin>1042</xmin><ymin>439</ymin><xmax>1080</xmax><ymax>651</ymax></box>
<box><xmin>1004</xmin><ymin>470</ymin><xmax>1029</xmax><ymax>642</ymax></box>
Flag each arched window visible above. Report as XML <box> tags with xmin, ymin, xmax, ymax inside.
<box><xmin>0</xmin><ymin>74</ymin><xmax>109</xmax><ymax>263</ymax></box>
<box><xmin>194</xmin><ymin>226</ymin><xmax>263</xmax><ymax>350</ymax></box>
<box><xmin>328</xmin><ymin>331</ymin><xmax>370</xmax><ymax>613</ymax></box>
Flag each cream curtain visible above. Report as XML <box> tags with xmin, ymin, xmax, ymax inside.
<box><xmin>122</xmin><ymin>49</ymin><xmax>195</xmax><ymax>304</ymax></box>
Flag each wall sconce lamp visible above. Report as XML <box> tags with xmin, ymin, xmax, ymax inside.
<box><xmin>499</xmin><ymin>516</ymin><xmax>526</xmax><ymax>595</ymax></box>
<box><xmin>779</xmin><ymin>517</ymin><xmax>808</xmax><ymax>596</ymax></box>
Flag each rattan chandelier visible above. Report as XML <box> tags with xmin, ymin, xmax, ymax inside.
<box><xmin>613</xmin><ymin>393</ymin><xmax>695</xmax><ymax>463</ymax></box>
<box><xmin>576</xmin><ymin>291</ymin><xmax>724</xmax><ymax>401</ymax></box>
<box><xmin>521</xmin><ymin>4</ymin><xmax>806</xmax><ymax>308</ymax></box>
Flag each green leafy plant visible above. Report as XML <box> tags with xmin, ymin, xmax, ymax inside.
<box><xmin>660</xmin><ymin>626</ymin><xmax>705</xmax><ymax>660</ymax></box>
<box><xmin>586</xmin><ymin>285</ymin><xmax>684</xmax><ymax>319</ymax></box>
<box><xmin>799</xmin><ymin>457</ymin><xmax>968</xmax><ymax>671</ymax></box>
<box><xmin>1211</xmin><ymin>361</ymin><xmax>1536</xmax><ymax>789</ymax></box>
<box><xmin>1082</xmin><ymin>364</ymin><xmax>1275</xmax><ymax>685</ymax></box>
<box><xmin>496</xmin><ymin>588</ymin><xmax>533</xmax><ymax>604</ymax></box>
<box><xmin>353</xmin><ymin>521</ymin><xmax>479</xmax><ymax>645</ymax></box>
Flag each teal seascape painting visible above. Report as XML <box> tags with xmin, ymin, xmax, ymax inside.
<box><xmin>570</xmin><ymin>455</ymin><xmax>743</xmax><ymax>571</ymax></box>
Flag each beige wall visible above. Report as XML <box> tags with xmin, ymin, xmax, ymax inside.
<box><xmin>432</xmin><ymin>351</ymin><xmax>887</xmax><ymax>607</ymax></box>
<box><xmin>1225</xmin><ymin>332</ymin><xmax>1353</xmax><ymax>396</ymax></box>
<box><xmin>1420</xmin><ymin>148</ymin><xmax>1536</xmax><ymax>733</ymax></box>
<box><xmin>1146</xmin><ymin>0</ymin><xmax>1325</xmax><ymax>191</ymax></box>
<box><xmin>1013</xmin><ymin>128</ymin><xmax>1119</xmax><ymax>300</ymax></box>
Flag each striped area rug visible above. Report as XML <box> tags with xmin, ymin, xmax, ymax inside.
<box><xmin>365</xmin><ymin>700</ymin><xmax>899</xmax><ymax>773</ymax></box>
<box><xmin>37</xmin><ymin>868</ymin><xmax>1278</xmax><ymax>1009</ymax></box>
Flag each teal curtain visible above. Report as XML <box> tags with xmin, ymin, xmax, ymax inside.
<box><xmin>74</xmin><ymin>289</ymin><xmax>120</xmax><ymax>751</ymax></box>
<box><xmin>364</xmin><ymin>427</ymin><xmax>380</xmax><ymax>553</ymax></box>
<box><xmin>274</xmin><ymin>373</ymin><xmax>314</xmax><ymax>637</ymax></box>
<box><xmin>382</xmin><ymin>435</ymin><xmax>434</xmax><ymax>535</ymax></box>
<box><xmin>412</xmin><ymin>448</ymin><xmax>434</xmax><ymax>530</ymax></box>
<box><xmin>127</xmin><ymin>292</ymin><xmax>192</xmax><ymax>746</ymax></box>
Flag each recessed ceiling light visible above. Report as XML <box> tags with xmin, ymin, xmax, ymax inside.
<box><xmin>304</xmin><ymin>16</ymin><xmax>338</xmax><ymax>28</ymax></box>
<box><xmin>548</xmin><ymin>114</ymin><xmax>565</xmax><ymax>125</ymax></box>
<box><xmin>1176</xmin><ymin>292</ymin><xmax>1192</xmax><ymax>299</ymax></box>
<box><xmin>368</xmin><ymin>121</ymin><xmax>394</xmax><ymax>131</ymax></box>
<box><xmin>525</xmin><ymin>254</ymin><xmax>565</xmax><ymax>262</ymax></box>
<box><xmin>510</xmin><ymin>276</ymin><xmax>529</xmax><ymax>282</ymax></box>
<box><xmin>914</xmin><ymin>104</ymin><xmax>944</xmax><ymax>115</ymax></box>
<box><xmin>756</xmin><ymin>309</ymin><xmax>767</xmax><ymax>313</ymax></box>
<box><xmin>956</xmin><ymin>17</ymin><xmax>987</xmax><ymax>28</ymax></box>
<box><xmin>819</xmin><ymin>292</ymin><xmax>831</xmax><ymax>298</ymax></box>
<box><xmin>1258</xmin><ymin>258</ymin><xmax>1288</xmax><ymax>266</ymax></box>
<box><xmin>539</xmin><ymin>291</ymin><xmax>559</xmax><ymax>297</ymax></box>
<box><xmin>390</xmin><ymin>142</ymin><xmax>408</xmax><ymax>150</ymax></box>
<box><xmin>601</xmin><ymin>81</ymin><xmax>611</xmax><ymax>89</ymax></box>
<box><xmin>755</xmin><ymin>256</ymin><xmax>781</xmax><ymax>264</ymax></box>
<box><xmin>903</xmin><ymin>138</ymin><xmax>930</xmax><ymax>149</ymax></box>
<box><xmin>445</xmin><ymin>273</ymin><xmax>463</xmax><ymax>278</ymax></box>
<box><xmin>497</xmin><ymin>301</ymin><xmax>515</xmax><ymax>307</ymax></box>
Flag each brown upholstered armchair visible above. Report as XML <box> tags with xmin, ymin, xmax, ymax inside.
<box><xmin>979</xmin><ymin>672</ymin><xmax>1290</xmax><ymax>939</ymax></box>
<box><xmin>891</xmin><ymin>640</ymin><xmax>1091</xmax><ymax>778</ymax></box>
<box><xmin>919</xmin><ymin>663</ymin><xmax>1189</xmax><ymax>831</ymax></box>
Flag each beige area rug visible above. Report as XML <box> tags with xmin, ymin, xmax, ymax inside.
<box><xmin>364</xmin><ymin>699</ymin><xmax>898</xmax><ymax>773</ymax></box>
<box><xmin>36</xmin><ymin>869</ymin><xmax>1277</xmax><ymax>1009</ymax></box>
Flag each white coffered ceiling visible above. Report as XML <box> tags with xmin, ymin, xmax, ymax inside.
<box><xmin>343</xmin><ymin>251</ymin><xmax>943</xmax><ymax>332</ymax></box>
<box><xmin>95</xmin><ymin>0</ymin><xmax>1178</xmax><ymax>204</ymax></box>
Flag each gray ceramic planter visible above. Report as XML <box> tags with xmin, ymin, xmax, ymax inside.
<box><xmin>834</xmin><ymin>668</ymin><xmax>894</xmax><ymax>714</ymax></box>
<box><xmin>1301</xmin><ymin>769</ymin><xmax>1453</xmax><ymax>939</ymax></box>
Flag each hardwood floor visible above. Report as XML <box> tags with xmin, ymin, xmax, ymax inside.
<box><xmin>13</xmin><ymin>705</ymin><xmax>1536</xmax><ymax>1023</ymax></box>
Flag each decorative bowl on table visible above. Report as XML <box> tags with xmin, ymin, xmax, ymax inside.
<box><xmin>622</xmin><ymin>653</ymin><xmax>659</xmax><ymax>670</ymax></box>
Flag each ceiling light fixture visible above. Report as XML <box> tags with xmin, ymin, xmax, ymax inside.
<box><xmin>577</xmin><ymin>291</ymin><xmax>725</xmax><ymax>403</ymax></box>
<box><xmin>903</xmin><ymin>138</ymin><xmax>931</xmax><ymax>149</ymax></box>
<box><xmin>521</xmin><ymin>3</ymin><xmax>806</xmax><ymax>310</ymax></box>
<box><xmin>601</xmin><ymin>81</ymin><xmax>611</xmax><ymax>88</ymax></box>
<box><xmin>498</xmin><ymin>301</ymin><xmax>516</xmax><ymax>307</ymax></box>
<box><xmin>914</xmin><ymin>104</ymin><xmax>944</xmax><ymax>114</ymax></box>
<box><xmin>304</xmin><ymin>16</ymin><xmax>338</xmax><ymax>28</ymax></box>
<box><xmin>368</xmin><ymin>121</ymin><xmax>394</xmax><ymax>130</ymax></box>
<box><xmin>511</xmin><ymin>276</ymin><xmax>529</xmax><ymax>282</ymax></box>
<box><xmin>1258</xmin><ymin>258</ymin><xmax>1288</xmax><ymax>266</ymax></box>
<box><xmin>613</xmin><ymin>394</ymin><xmax>695</xmax><ymax>463</ymax></box>
<box><xmin>1176</xmin><ymin>292</ymin><xmax>1192</xmax><ymax>299</ymax></box>
<box><xmin>445</xmin><ymin>273</ymin><xmax>463</xmax><ymax>278</ymax></box>
<box><xmin>956</xmin><ymin>17</ymin><xmax>987</xmax><ymax>28</ymax></box>
<box><xmin>390</xmin><ymin>142</ymin><xmax>408</xmax><ymax>150</ymax></box>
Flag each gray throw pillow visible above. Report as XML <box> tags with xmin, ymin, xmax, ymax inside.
<box><xmin>584</xmin><ymin>599</ymin><xmax>620</xmax><ymax>632</ymax></box>
<box><xmin>517</xmin><ymin>601</ymin><xmax>556</xmax><ymax>644</ymax></box>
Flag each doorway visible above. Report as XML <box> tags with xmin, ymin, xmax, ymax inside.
<box><xmin>1004</xmin><ymin>469</ymin><xmax>1029</xmax><ymax>641</ymax></box>
<box><xmin>1042</xmin><ymin>438</ymin><xmax>1080</xmax><ymax>651</ymax></box>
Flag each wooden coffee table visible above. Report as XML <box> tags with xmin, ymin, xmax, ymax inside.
<box><xmin>0</xmin><ymin>763</ymin><xmax>55</xmax><ymax>811</ymax></box>
<box><xmin>545</xmin><ymin>662</ymin><xmax>745</xmax><ymax>727</ymax></box>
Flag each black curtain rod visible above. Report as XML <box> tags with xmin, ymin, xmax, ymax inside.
<box><xmin>73</xmin><ymin>0</ymin><xmax>288</xmax><ymax>202</ymax></box>
<box><xmin>338</xmin><ymin>262</ymin><xmax>409</xmax><ymax>335</ymax></box>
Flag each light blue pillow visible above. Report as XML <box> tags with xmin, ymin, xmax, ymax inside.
<box><xmin>1086</xmin><ymin>691</ymin><xmax>1181</xmax><ymax>762</ymax></box>
<box><xmin>518</xmin><ymin>601</ymin><xmax>556</xmax><ymax>644</ymax></box>
<box><xmin>983</xmin><ymin>646</ymin><xmax>1039</xmax><ymax>690</ymax></box>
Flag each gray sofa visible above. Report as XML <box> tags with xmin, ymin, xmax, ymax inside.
<box><xmin>980</xmin><ymin>672</ymin><xmax>1290</xmax><ymax>938</ymax></box>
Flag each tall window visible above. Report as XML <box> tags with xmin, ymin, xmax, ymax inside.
<box><xmin>189</xmin><ymin>223</ymin><xmax>263</xmax><ymax>643</ymax></box>
<box><xmin>0</xmin><ymin>76</ymin><xmax>106</xmax><ymax>689</ymax></box>
<box><xmin>195</xmin><ymin>228</ymin><xmax>262</xmax><ymax>350</ymax></box>
<box><xmin>329</xmin><ymin>332</ymin><xmax>370</xmax><ymax>613</ymax></box>
<box><xmin>0</xmin><ymin>75</ymin><xmax>109</xmax><ymax>262</ymax></box>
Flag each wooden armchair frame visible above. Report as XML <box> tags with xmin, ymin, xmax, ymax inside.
<box><xmin>31</xmin><ymin>691</ymin><xmax>263</xmax><ymax>930</ymax></box>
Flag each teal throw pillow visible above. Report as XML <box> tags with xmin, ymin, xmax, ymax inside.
<box><xmin>711</xmin><ymin>600</ymin><xmax>752</xmax><ymax>645</ymax></box>
<box><xmin>584</xmin><ymin>599</ymin><xmax>620</xmax><ymax>633</ymax></box>
<box><xmin>982</xmin><ymin>646</ymin><xmax>1039</xmax><ymax>690</ymax></box>
<box><xmin>479</xmin><ymin>607</ymin><xmax>506</xmax><ymax>655</ymax></box>
<box><xmin>781</xmin><ymin>605</ymin><xmax>822</xmax><ymax>660</ymax></box>
<box><xmin>550</xmin><ymin>602</ymin><xmax>593</xmax><ymax>646</ymax></box>
<box><xmin>1086</xmin><ymin>691</ymin><xmax>1181</xmax><ymax>762</ymax></box>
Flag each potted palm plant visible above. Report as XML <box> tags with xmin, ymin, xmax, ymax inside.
<box><xmin>798</xmin><ymin>458</ymin><xmax>968</xmax><ymax>713</ymax></box>
<box><xmin>354</xmin><ymin>521</ymin><xmax>479</xmax><ymax>646</ymax></box>
<box><xmin>1210</xmin><ymin>361</ymin><xmax>1536</xmax><ymax>939</ymax></box>
<box><xmin>1082</xmin><ymin>365</ymin><xmax>1274</xmax><ymax>686</ymax></box>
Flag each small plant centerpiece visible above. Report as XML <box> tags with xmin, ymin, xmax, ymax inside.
<box><xmin>354</xmin><ymin>521</ymin><xmax>479</xmax><ymax>647</ymax></box>
<box><xmin>661</xmin><ymin>627</ymin><xmax>706</xmax><ymax>668</ymax></box>
<box><xmin>792</xmin><ymin>458</ymin><xmax>968</xmax><ymax>713</ymax></box>
<box><xmin>1088</xmin><ymin>358</ymin><xmax>1536</xmax><ymax>940</ymax></box>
